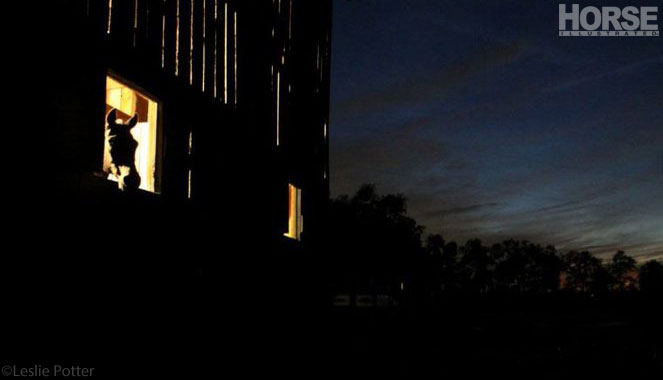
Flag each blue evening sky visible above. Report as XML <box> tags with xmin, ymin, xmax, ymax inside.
<box><xmin>330</xmin><ymin>0</ymin><xmax>663</xmax><ymax>261</ymax></box>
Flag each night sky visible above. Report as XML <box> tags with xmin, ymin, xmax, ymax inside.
<box><xmin>330</xmin><ymin>0</ymin><xmax>663</xmax><ymax>261</ymax></box>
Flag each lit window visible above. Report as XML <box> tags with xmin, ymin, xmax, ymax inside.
<box><xmin>284</xmin><ymin>184</ymin><xmax>303</xmax><ymax>241</ymax></box>
<box><xmin>104</xmin><ymin>76</ymin><xmax>160</xmax><ymax>193</ymax></box>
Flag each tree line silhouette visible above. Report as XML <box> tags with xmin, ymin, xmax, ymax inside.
<box><xmin>326</xmin><ymin>184</ymin><xmax>663</xmax><ymax>298</ymax></box>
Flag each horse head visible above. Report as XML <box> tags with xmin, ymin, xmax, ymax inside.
<box><xmin>106</xmin><ymin>109</ymin><xmax>141</xmax><ymax>191</ymax></box>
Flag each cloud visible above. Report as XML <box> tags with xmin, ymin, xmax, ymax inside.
<box><xmin>331</xmin><ymin>116</ymin><xmax>455</xmax><ymax>195</ymax></box>
<box><xmin>423</xmin><ymin>202</ymin><xmax>500</xmax><ymax>218</ymax></box>
<box><xmin>334</xmin><ymin>39</ymin><xmax>526</xmax><ymax>117</ymax></box>
<box><xmin>541</xmin><ymin>56</ymin><xmax>663</xmax><ymax>94</ymax></box>
<box><xmin>330</xmin><ymin>0</ymin><xmax>663</xmax><ymax>261</ymax></box>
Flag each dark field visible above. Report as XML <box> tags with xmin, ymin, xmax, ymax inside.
<box><xmin>4</xmin><ymin>265</ymin><xmax>662</xmax><ymax>379</ymax></box>
<box><xmin>322</xmin><ymin>296</ymin><xmax>663</xmax><ymax>378</ymax></box>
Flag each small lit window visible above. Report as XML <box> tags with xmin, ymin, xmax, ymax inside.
<box><xmin>104</xmin><ymin>76</ymin><xmax>160</xmax><ymax>193</ymax></box>
<box><xmin>284</xmin><ymin>184</ymin><xmax>303</xmax><ymax>241</ymax></box>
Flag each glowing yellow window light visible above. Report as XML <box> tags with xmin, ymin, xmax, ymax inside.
<box><xmin>284</xmin><ymin>184</ymin><xmax>303</xmax><ymax>241</ymax></box>
<box><xmin>104</xmin><ymin>76</ymin><xmax>159</xmax><ymax>193</ymax></box>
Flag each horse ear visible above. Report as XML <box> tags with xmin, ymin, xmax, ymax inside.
<box><xmin>127</xmin><ymin>113</ymin><xmax>139</xmax><ymax>129</ymax></box>
<box><xmin>106</xmin><ymin>109</ymin><xmax>117</xmax><ymax>126</ymax></box>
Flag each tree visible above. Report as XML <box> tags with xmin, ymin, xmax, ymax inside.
<box><xmin>327</xmin><ymin>184</ymin><xmax>425</xmax><ymax>295</ymax></box>
<box><xmin>522</xmin><ymin>243</ymin><xmax>562</xmax><ymax>293</ymax></box>
<box><xmin>442</xmin><ymin>241</ymin><xmax>460</xmax><ymax>292</ymax></box>
<box><xmin>608</xmin><ymin>250</ymin><xmax>637</xmax><ymax>291</ymax></box>
<box><xmin>493</xmin><ymin>239</ymin><xmax>528</xmax><ymax>293</ymax></box>
<box><xmin>492</xmin><ymin>240</ymin><xmax>561</xmax><ymax>294</ymax></box>
<box><xmin>639</xmin><ymin>260</ymin><xmax>663</xmax><ymax>295</ymax></box>
<box><xmin>459</xmin><ymin>239</ymin><xmax>493</xmax><ymax>294</ymax></box>
<box><xmin>424</xmin><ymin>234</ymin><xmax>445</xmax><ymax>294</ymax></box>
<box><xmin>538</xmin><ymin>245</ymin><xmax>563</xmax><ymax>293</ymax></box>
<box><xmin>425</xmin><ymin>234</ymin><xmax>460</xmax><ymax>293</ymax></box>
<box><xmin>562</xmin><ymin>250</ymin><xmax>608</xmax><ymax>294</ymax></box>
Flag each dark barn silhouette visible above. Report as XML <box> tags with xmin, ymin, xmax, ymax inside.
<box><xmin>12</xmin><ymin>0</ymin><xmax>333</xmax><ymax>377</ymax></box>
<box><xmin>53</xmin><ymin>0</ymin><xmax>331</xmax><ymax>247</ymax></box>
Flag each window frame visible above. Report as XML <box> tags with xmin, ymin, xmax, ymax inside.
<box><xmin>103</xmin><ymin>72</ymin><xmax>164</xmax><ymax>194</ymax></box>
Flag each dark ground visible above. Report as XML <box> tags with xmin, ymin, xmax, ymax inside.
<box><xmin>323</xmin><ymin>295</ymin><xmax>663</xmax><ymax>379</ymax></box>
<box><xmin>3</xmin><ymin>232</ymin><xmax>662</xmax><ymax>379</ymax></box>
